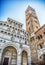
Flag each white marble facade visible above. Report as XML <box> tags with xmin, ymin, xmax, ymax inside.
<box><xmin>0</xmin><ymin>18</ymin><xmax>31</xmax><ymax>65</ymax></box>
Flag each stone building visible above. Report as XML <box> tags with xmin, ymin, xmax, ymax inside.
<box><xmin>0</xmin><ymin>18</ymin><xmax>31</xmax><ymax>65</ymax></box>
<box><xmin>25</xmin><ymin>6</ymin><xmax>45</xmax><ymax>65</ymax></box>
<box><xmin>0</xmin><ymin>5</ymin><xmax>45</xmax><ymax>65</ymax></box>
<box><xmin>35</xmin><ymin>24</ymin><xmax>45</xmax><ymax>65</ymax></box>
<box><xmin>25</xmin><ymin>6</ymin><xmax>40</xmax><ymax>64</ymax></box>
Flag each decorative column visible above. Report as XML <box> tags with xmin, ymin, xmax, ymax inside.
<box><xmin>28</xmin><ymin>54</ymin><xmax>31</xmax><ymax>65</ymax></box>
<box><xmin>0</xmin><ymin>49</ymin><xmax>2</xmax><ymax>65</ymax></box>
<box><xmin>17</xmin><ymin>49</ymin><xmax>21</xmax><ymax>65</ymax></box>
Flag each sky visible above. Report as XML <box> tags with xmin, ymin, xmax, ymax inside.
<box><xmin>0</xmin><ymin>0</ymin><xmax>45</xmax><ymax>30</ymax></box>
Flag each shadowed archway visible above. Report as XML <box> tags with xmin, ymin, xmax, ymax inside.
<box><xmin>21</xmin><ymin>50</ymin><xmax>28</xmax><ymax>65</ymax></box>
<box><xmin>2</xmin><ymin>46</ymin><xmax>17</xmax><ymax>65</ymax></box>
<box><xmin>39</xmin><ymin>53</ymin><xmax>45</xmax><ymax>65</ymax></box>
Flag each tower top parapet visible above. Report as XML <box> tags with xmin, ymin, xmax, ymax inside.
<box><xmin>25</xmin><ymin>5</ymin><xmax>36</xmax><ymax>14</ymax></box>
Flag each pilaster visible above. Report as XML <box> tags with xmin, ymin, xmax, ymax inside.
<box><xmin>17</xmin><ymin>49</ymin><xmax>21</xmax><ymax>65</ymax></box>
<box><xmin>0</xmin><ymin>50</ymin><xmax>2</xmax><ymax>65</ymax></box>
<box><xmin>28</xmin><ymin>54</ymin><xmax>31</xmax><ymax>65</ymax></box>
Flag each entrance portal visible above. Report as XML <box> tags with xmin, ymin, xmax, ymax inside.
<box><xmin>3</xmin><ymin>57</ymin><xmax>9</xmax><ymax>65</ymax></box>
<box><xmin>2</xmin><ymin>46</ymin><xmax>17</xmax><ymax>65</ymax></box>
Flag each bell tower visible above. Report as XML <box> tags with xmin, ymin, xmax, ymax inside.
<box><xmin>25</xmin><ymin>6</ymin><xmax>40</xmax><ymax>64</ymax></box>
<box><xmin>25</xmin><ymin>6</ymin><xmax>40</xmax><ymax>34</ymax></box>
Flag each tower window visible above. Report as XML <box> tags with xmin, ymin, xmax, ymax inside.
<box><xmin>44</xmin><ymin>32</ymin><xmax>45</xmax><ymax>34</ymax></box>
<box><xmin>38</xmin><ymin>35</ymin><xmax>42</xmax><ymax>40</ymax></box>
<box><xmin>38</xmin><ymin>36</ymin><xmax>40</xmax><ymax>40</ymax></box>
<box><xmin>36</xmin><ymin>26</ymin><xmax>38</xmax><ymax>29</ymax></box>
<box><xmin>34</xmin><ymin>16</ymin><xmax>37</xmax><ymax>19</ymax></box>
<box><xmin>35</xmin><ymin>21</ymin><xmax>37</xmax><ymax>23</ymax></box>
<box><xmin>39</xmin><ymin>44</ymin><xmax>42</xmax><ymax>49</ymax></box>
<box><xmin>40</xmin><ymin>35</ymin><xmax>42</xmax><ymax>38</ymax></box>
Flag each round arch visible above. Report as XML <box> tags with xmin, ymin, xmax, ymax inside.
<box><xmin>39</xmin><ymin>53</ymin><xmax>45</xmax><ymax>65</ymax></box>
<box><xmin>1</xmin><ymin>42</ymin><xmax>19</xmax><ymax>54</ymax></box>
<box><xmin>1</xmin><ymin>42</ymin><xmax>19</xmax><ymax>65</ymax></box>
<box><xmin>20</xmin><ymin>46</ymin><xmax>31</xmax><ymax>65</ymax></box>
<box><xmin>21</xmin><ymin>50</ymin><xmax>28</xmax><ymax>65</ymax></box>
<box><xmin>20</xmin><ymin>47</ymin><xmax>30</xmax><ymax>56</ymax></box>
<box><xmin>1</xmin><ymin>46</ymin><xmax>17</xmax><ymax>65</ymax></box>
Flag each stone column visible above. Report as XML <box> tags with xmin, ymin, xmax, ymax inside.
<box><xmin>0</xmin><ymin>54</ymin><xmax>2</xmax><ymax>65</ymax></box>
<box><xmin>28</xmin><ymin>55</ymin><xmax>31</xmax><ymax>65</ymax></box>
<box><xmin>0</xmin><ymin>50</ymin><xmax>2</xmax><ymax>65</ymax></box>
<box><xmin>17</xmin><ymin>50</ymin><xmax>21</xmax><ymax>65</ymax></box>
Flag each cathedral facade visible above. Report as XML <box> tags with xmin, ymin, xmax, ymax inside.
<box><xmin>0</xmin><ymin>18</ymin><xmax>31</xmax><ymax>65</ymax></box>
<box><xmin>0</xmin><ymin>6</ymin><xmax>45</xmax><ymax>65</ymax></box>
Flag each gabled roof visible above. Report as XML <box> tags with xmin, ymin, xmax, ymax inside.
<box><xmin>35</xmin><ymin>24</ymin><xmax>45</xmax><ymax>34</ymax></box>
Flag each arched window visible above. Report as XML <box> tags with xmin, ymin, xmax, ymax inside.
<box><xmin>22</xmin><ymin>51</ymin><xmax>28</xmax><ymax>65</ymax></box>
<box><xmin>39</xmin><ymin>44</ymin><xmax>42</xmax><ymax>49</ymax></box>
<box><xmin>25</xmin><ymin>41</ymin><xmax>27</xmax><ymax>44</ymax></box>
<box><xmin>40</xmin><ymin>35</ymin><xmax>42</xmax><ymax>38</ymax></box>
<box><xmin>44</xmin><ymin>32</ymin><xmax>45</xmax><ymax>34</ymax></box>
<box><xmin>43</xmin><ymin>54</ymin><xmax>45</xmax><ymax>63</ymax></box>
<box><xmin>38</xmin><ymin>35</ymin><xmax>42</xmax><ymax>40</ymax></box>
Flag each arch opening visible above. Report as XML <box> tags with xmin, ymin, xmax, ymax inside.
<box><xmin>21</xmin><ymin>50</ymin><xmax>28</xmax><ymax>65</ymax></box>
<box><xmin>39</xmin><ymin>53</ymin><xmax>45</xmax><ymax>65</ymax></box>
<box><xmin>2</xmin><ymin>46</ymin><xmax>17</xmax><ymax>65</ymax></box>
